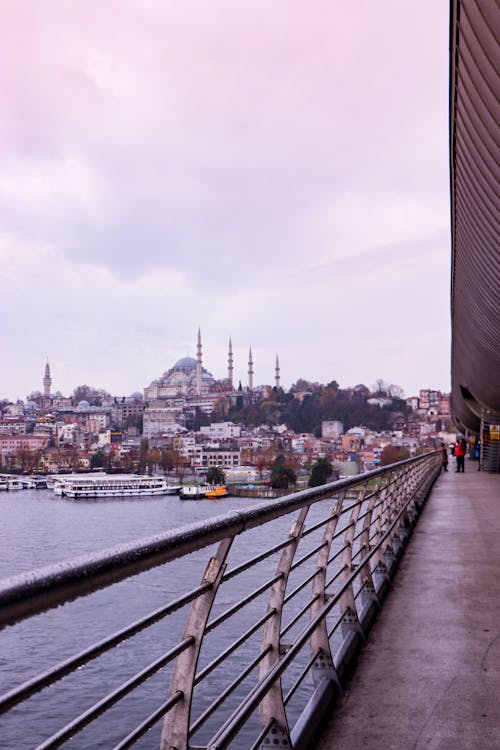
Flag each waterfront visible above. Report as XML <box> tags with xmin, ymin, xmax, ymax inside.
<box><xmin>0</xmin><ymin>488</ymin><xmax>322</xmax><ymax>749</ymax></box>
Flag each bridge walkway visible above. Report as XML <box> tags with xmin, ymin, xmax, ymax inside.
<box><xmin>316</xmin><ymin>468</ymin><xmax>500</xmax><ymax>750</ymax></box>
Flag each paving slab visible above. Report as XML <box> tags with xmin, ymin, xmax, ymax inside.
<box><xmin>316</xmin><ymin>468</ymin><xmax>500</xmax><ymax>750</ymax></box>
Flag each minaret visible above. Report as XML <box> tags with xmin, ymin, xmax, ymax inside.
<box><xmin>43</xmin><ymin>360</ymin><xmax>52</xmax><ymax>398</ymax></box>
<box><xmin>275</xmin><ymin>354</ymin><xmax>280</xmax><ymax>389</ymax></box>
<box><xmin>248</xmin><ymin>347</ymin><xmax>254</xmax><ymax>391</ymax></box>
<box><xmin>228</xmin><ymin>338</ymin><xmax>234</xmax><ymax>388</ymax></box>
<box><xmin>196</xmin><ymin>328</ymin><xmax>203</xmax><ymax>395</ymax></box>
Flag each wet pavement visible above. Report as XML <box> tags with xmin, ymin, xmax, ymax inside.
<box><xmin>316</xmin><ymin>467</ymin><xmax>500</xmax><ymax>750</ymax></box>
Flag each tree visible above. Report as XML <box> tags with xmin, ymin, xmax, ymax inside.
<box><xmin>373</xmin><ymin>379</ymin><xmax>389</xmax><ymax>397</ymax></box>
<box><xmin>91</xmin><ymin>450</ymin><xmax>104</xmax><ymax>469</ymax></box>
<box><xmin>270</xmin><ymin>454</ymin><xmax>297</xmax><ymax>490</ymax></box>
<box><xmin>206</xmin><ymin>466</ymin><xmax>225</xmax><ymax>484</ymax></box>
<box><xmin>379</xmin><ymin>445</ymin><xmax>411</xmax><ymax>466</ymax></box>
<box><xmin>308</xmin><ymin>457</ymin><xmax>334</xmax><ymax>487</ymax></box>
<box><xmin>72</xmin><ymin>385</ymin><xmax>111</xmax><ymax>406</ymax></box>
<box><xmin>387</xmin><ymin>383</ymin><xmax>405</xmax><ymax>399</ymax></box>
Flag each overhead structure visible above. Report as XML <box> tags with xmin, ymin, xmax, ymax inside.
<box><xmin>449</xmin><ymin>0</ymin><xmax>500</xmax><ymax>434</ymax></box>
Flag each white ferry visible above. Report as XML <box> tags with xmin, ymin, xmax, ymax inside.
<box><xmin>7</xmin><ymin>478</ymin><xmax>24</xmax><ymax>491</ymax></box>
<box><xmin>53</xmin><ymin>475</ymin><xmax>181</xmax><ymax>498</ymax></box>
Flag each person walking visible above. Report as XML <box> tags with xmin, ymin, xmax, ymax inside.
<box><xmin>440</xmin><ymin>442</ymin><xmax>449</xmax><ymax>472</ymax></box>
<box><xmin>455</xmin><ymin>437</ymin><xmax>466</xmax><ymax>472</ymax></box>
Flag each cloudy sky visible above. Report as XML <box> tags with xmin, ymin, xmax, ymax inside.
<box><xmin>0</xmin><ymin>1</ymin><xmax>451</xmax><ymax>402</ymax></box>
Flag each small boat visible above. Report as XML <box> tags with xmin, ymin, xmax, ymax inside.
<box><xmin>205</xmin><ymin>485</ymin><xmax>229</xmax><ymax>499</ymax></box>
<box><xmin>179</xmin><ymin>484</ymin><xmax>212</xmax><ymax>500</ymax></box>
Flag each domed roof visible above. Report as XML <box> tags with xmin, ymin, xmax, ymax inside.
<box><xmin>174</xmin><ymin>356</ymin><xmax>197</xmax><ymax>368</ymax></box>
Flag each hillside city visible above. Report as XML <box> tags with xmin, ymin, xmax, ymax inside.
<box><xmin>0</xmin><ymin>347</ymin><xmax>453</xmax><ymax>484</ymax></box>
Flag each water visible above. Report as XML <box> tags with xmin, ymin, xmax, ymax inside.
<box><xmin>0</xmin><ymin>488</ymin><xmax>342</xmax><ymax>749</ymax></box>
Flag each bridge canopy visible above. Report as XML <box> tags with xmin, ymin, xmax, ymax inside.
<box><xmin>449</xmin><ymin>0</ymin><xmax>500</xmax><ymax>433</ymax></box>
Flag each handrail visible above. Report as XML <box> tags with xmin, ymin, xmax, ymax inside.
<box><xmin>0</xmin><ymin>454</ymin><xmax>431</xmax><ymax>628</ymax></box>
<box><xmin>0</xmin><ymin>452</ymin><xmax>440</xmax><ymax>750</ymax></box>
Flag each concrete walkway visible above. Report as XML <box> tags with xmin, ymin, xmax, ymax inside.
<box><xmin>316</xmin><ymin>468</ymin><xmax>500</xmax><ymax>750</ymax></box>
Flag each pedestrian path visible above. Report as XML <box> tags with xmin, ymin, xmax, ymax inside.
<box><xmin>316</xmin><ymin>468</ymin><xmax>500</xmax><ymax>750</ymax></box>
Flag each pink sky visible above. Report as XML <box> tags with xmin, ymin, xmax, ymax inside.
<box><xmin>0</xmin><ymin>1</ymin><xmax>451</xmax><ymax>400</ymax></box>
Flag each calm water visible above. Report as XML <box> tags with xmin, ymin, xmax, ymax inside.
<box><xmin>0</xmin><ymin>488</ymin><xmax>340</xmax><ymax>749</ymax></box>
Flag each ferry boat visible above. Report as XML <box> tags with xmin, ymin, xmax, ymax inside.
<box><xmin>205</xmin><ymin>485</ymin><xmax>229</xmax><ymax>499</ymax></box>
<box><xmin>7</xmin><ymin>478</ymin><xmax>24</xmax><ymax>491</ymax></box>
<box><xmin>21</xmin><ymin>476</ymin><xmax>48</xmax><ymax>489</ymax></box>
<box><xmin>179</xmin><ymin>484</ymin><xmax>213</xmax><ymax>500</ymax></box>
<box><xmin>53</xmin><ymin>475</ymin><xmax>181</xmax><ymax>498</ymax></box>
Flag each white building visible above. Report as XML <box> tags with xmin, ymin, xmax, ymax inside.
<box><xmin>321</xmin><ymin>420</ymin><xmax>344</xmax><ymax>439</ymax></box>
<box><xmin>199</xmin><ymin>422</ymin><xmax>242</xmax><ymax>440</ymax></box>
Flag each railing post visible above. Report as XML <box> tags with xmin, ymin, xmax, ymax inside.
<box><xmin>160</xmin><ymin>537</ymin><xmax>233</xmax><ymax>750</ymax></box>
<box><xmin>258</xmin><ymin>505</ymin><xmax>310</xmax><ymax>747</ymax></box>
<box><xmin>338</xmin><ymin>489</ymin><xmax>365</xmax><ymax>640</ymax></box>
<box><xmin>309</xmin><ymin>492</ymin><xmax>345</xmax><ymax>687</ymax></box>
<box><xmin>358</xmin><ymin>481</ymin><xmax>381</xmax><ymax>610</ymax></box>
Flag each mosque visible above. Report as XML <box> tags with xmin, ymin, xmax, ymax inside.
<box><xmin>142</xmin><ymin>330</ymin><xmax>281</xmax><ymax>436</ymax></box>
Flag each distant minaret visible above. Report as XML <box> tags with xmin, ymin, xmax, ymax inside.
<box><xmin>196</xmin><ymin>328</ymin><xmax>203</xmax><ymax>395</ymax></box>
<box><xmin>43</xmin><ymin>360</ymin><xmax>52</xmax><ymax>398</ymax></box>
<box><xmin>228</xmin><ymin>337</ymin><xmax>234</xmax><ymax>388</ymax></box>
<box><xmin>248</xmin><ymin>347</ymin><xmax>254</xmax><ymax>391</ymax></box>
<box><xmin>275</xmin><ymin>355</ymin><xmax>280</xmax><ymax>389</ymax></box>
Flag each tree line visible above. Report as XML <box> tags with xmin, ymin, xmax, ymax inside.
<box><xmin>226</xmin><ymin>381</ymin><xmax>410</xmax><ymax>434</ymax></box>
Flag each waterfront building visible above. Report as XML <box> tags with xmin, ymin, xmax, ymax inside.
<box><xmin>0</xmin><ymin>434</ymin><xmax>48</xmax><ymax>456</ymax></box>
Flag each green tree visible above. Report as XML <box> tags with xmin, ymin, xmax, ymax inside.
<box><xmin>270</xmin><ymin>454</ymin><xmax>297</xmax><ymax>490</ymax></box>
<box><xmin>206</xmin><ymin>466</ymin><xmax>225</xmax><ymax>484</ymax></box>
<box><xmin>308</xmin><ymin>457</ymin><xmax>334</xmax><ymax>487</ymax></box>
<box><xmin>91</xmin><ymin>450</ymin><xmax>104</xmax><ymax>469</ymax></box>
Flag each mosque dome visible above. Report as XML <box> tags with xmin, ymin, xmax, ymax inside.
<box><xmin>174</xmin><ymin>356</ymin><xmax>197</xmax><ymax>369</ymax></box>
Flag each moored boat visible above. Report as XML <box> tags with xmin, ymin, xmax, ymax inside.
<box><xmin>205</xmin><ymin>485</ymin><xmax>229</xmax><ymax>499</ymax></box>
<box><xmin>7</xmin><ymin>478</ymin><xmax>24</xmax><ymax>491</ymax></box>
<box><xmin>53</xmin><ymin>475</ymin><xmax>178</xmax><ymax>498</ymax></box>
<box><xmin>179</xmin><ymin>484</ymin><xmax>212</xmax><ymax>500</ymax></box>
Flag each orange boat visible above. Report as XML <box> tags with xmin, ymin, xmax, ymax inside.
<box><xmin>205</xmin><ymin>485</ymin><xmax>229</xmax><ymax>499</ymax></box>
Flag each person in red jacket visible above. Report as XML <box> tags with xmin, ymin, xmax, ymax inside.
<box><xmin>454</xmin><ymin>437</ymin><xmax>466</xmax><ymax>472</ymax></box>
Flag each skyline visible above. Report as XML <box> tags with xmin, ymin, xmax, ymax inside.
<box><xmin>4</xmin><ymin>341</ymin><xmax>449</xmax><ymax>404</ymax></box>
<box><xmin>0</xmin><ymin>2</ymin><xmax>451</xmax><ymax>401</ymax></box>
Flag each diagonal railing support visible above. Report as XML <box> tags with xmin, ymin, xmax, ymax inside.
<box><xmin>160</xmin><ymin>537</ymin><xmax>233</xmax><ymax>750</ymax></box>
<box><xmin>257</xmin><ymin>505</ymin><xmax>310</xmax><ymax>746</ymax></box>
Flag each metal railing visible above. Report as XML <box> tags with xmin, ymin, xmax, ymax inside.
<box><xmin>0</xmin><ymin>452</ymin><xmax>440</xmax><ymax>750</ymax></box>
